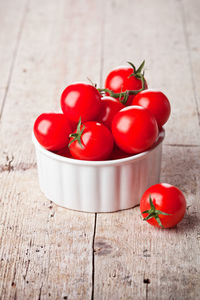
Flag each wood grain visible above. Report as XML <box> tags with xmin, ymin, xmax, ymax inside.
<box><xmin>0</xmin><ymin>0</ymin><xmax>104</xmax><ymax>299</ymax></box>
<box><xmin>0</xmin><ymin>0</ymin><xmax>27</xmax><ymax>114</ymax></box>
<box><xmin>181</xmin><ymin>0</ymin><xmax>200</xmax><ymax>125</ymax></box>
<box><xmin>93</xmin><ymin>146</ymin><xmax>200</xmax><ymax>300</ymax></box>
<box><xmin>0</xmin><ymin>169</ymin><xmax>95</xmax><ymax>300</ymax></box>
<box><xmin>101</xmin><ymin>0</ymin><xmax>200</xmax><ymax>146</ymax></box>
<box><xmin>94</xmin><ymin>0</ymin><xmax>200</xmax><ymax>299</ymax></box>
<box><xmin>0</xmin><ymin>0</ymin><xmax>200</xmax><ymax>299</ymax></box>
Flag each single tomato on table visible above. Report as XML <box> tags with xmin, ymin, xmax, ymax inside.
<box><xmin>105</xmin><ymin>61</ymin><xmax>148</xmax><ymax>105</ymax></box>
<box><xmin>112</xmin><ymin>106</ymin><xmax>158</xmax><ymax>154</ymax></box>
<box><xmin>140</xmin><ymin>183</ymin><xmax>186</xmax><ymax>228</ymax></box>
<box><xmin>132</xmin><ymin>89</ymin><xmax>171</xmax><ymax>128</ymax></box>
<box><xmin>97</xmin><ymin>96</ymin><xmax>124</xmax><ymax>129</ymax></box>
<box><xmin>68</xmin><ymin>119</ymin><xmax>114</xmax><ymax>161</ymax></box>
<box><xmin>61</xmin><ymin>83</ymin><xmax>101</xmax><ymax>123</ymax></box>
<box><xmin>34</xmin><ymin>113</ymin><xmax>72</xmax><ymax>151</ymax></box>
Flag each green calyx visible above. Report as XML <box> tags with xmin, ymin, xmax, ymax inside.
<box><xmin>98</xmin><ymin>76</ymin><xmax>145</xmax><ymax>105</ymax></box>
<box><xmin>98</xmin><ymin>60</ymin><xmax>146</xmax><ymax>105</ymax></box>
<box><xmin>127</xmin><ymin>60</ymin><xmax>145</xmax><ymax>80</ymax></box>
<box><xmin>68</xmin><ymin>117</ymin><xmax>85</xmax><ymax>148</ymax></box>
<box><xmin>142</xmin><ymin>195</ymin><xmax>171</xmax><ymax>229</ymax></box>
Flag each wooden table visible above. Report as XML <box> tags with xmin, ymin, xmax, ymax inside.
<box><xmin>0</xmin><ymin>0</ymin><xmax>200</xmax><ymax>299</ymax></box>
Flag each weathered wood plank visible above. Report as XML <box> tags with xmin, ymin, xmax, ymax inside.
<box><xmin>0</xmin><ymin>0</ymin><xmax>103</xmax><ymax>164</ymax></box>
<box><xmin>0</xmin><ymin>169</ymin><xmax>94</xmax><ymax>300</ymax></box>
<box><xmin>147</xmin><ymin>144</ymin><xmax>200</xmax><ymax>300</ymax></box>
<box><xmin>0</xmin><ymin>0</ymin><xmax>104</xmax><ymax>299</ymax></box>
<box><xmin>181</xmin><ymin>0</ymin><xmax>200</xmax><ymax>125</ymax></box>
<box><xmin>101</xmin><ymin>0</ymin><xmax>200</xmax><ymax>146</ymax></box>
<box><xmin>1</xmin><ymin>0</ymin><xmax>200</xmax><ymax>299</ymax></box>
<box><xmin>94</xmin><ymin>0</ymin><xmax>200</xmax><ymax>299</ymax></box>
<box><xmin>94</xmin><ymin>145</ymin><xmax>200</xmax><ymax>300</ymax></box>
<box><xmin>0</xmin><ymin>0</ymin><xmax>27</xmax><ymax>113</ymax></box>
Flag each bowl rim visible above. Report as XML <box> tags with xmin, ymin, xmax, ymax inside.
<box><xmin>32</xmin><ymin>128</ymin><xmax>165</xmax><ymax>167</ymax></box>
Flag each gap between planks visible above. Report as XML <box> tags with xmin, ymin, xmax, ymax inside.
<box><xmin>99</xmin><ymin>5</ymin><xmax>106</xmax><ymax>89</ymax></box>
<box><xmin>91</xmin><ymin>213</ymin><xmax>97</xmax><ymax>300</ymax></box>
<box><xmin>0</xmin><ymin>0</ymin><xmax>29</xmax><ymax>120</ymax></box>
<box><xmin>165</xmin><ymin>143</ymin><xmax>200</xmax><ymax>147</ymax></box>
<box><xmin>91</xmin><ymin>6</ymin><xmax>106</xmax><ymax>298</ymax></box>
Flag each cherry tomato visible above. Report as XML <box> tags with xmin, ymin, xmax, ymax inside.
<box><xmin>69</xmin><ymin>120</ymin><xmax>114</xmax><ymax>161</ymax></box>
<box><xmin>112</xmin><ymin>106</ymin><xmax>158</xmax><ymax>154</ymax></box>
<box><xmin>34</xmin><ymin>113</ymin><xmax>72</xmax><ymax>151</ymax></box>
<box><xmin>61</xmin><ymin>83</ymin><xmax>101</xmax><ymax>123</ymax></box>
<box><xmin>140</xmin><ymin>183</ymin><xmax>186</xmax><ymax>228</ymax></box>
<box><xmin>97</xmin><ymin>96</ymin><xmax>124</xmax><ymax>129</ymax></box>
<box><xmin>132</xmin><ymin>90</ymin><xmax>171</xmax><ymax>128</ymax></box>
<box><xmin>54</xmin><ymin>147</ymin><xmax>72</xmax><ymax>158</ymax></box>
<box><xmin>105</xmin><ymin>62</ymin><xmax>148</xmax><ymax>105</ymax></box>
<box><xmin>109</xmin><ymin>144</ymin><xmax>130</xmax><ymax>160</ymax></box>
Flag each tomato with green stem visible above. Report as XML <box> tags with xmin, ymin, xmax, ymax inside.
<box><xmin>68</xmin><ymin>119</ymin><xmax>114</xmax><ymax>161</ymax></box>
<box><xmin>104</xmin><ymin>61</ymin><xmax>148</xmax><ymax>105</ymax></box>
<box><xmin>140</xmin><ymin>183</ymin><xmax>186</xmax><ymax>228</ymax></box>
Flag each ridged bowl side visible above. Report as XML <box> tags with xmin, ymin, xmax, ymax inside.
<box><xmin>34</xmin><ymin>139</ymin><xmax>163</xmax><ymax>213</ymax></box>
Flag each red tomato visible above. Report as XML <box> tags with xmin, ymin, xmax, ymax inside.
<box><xmin>69</xmin><ymin>120</ymin><xmax>114</xmax><ymax>161</ymax></box>
<box><xmin>34</xmin><ymin>113</ymin><xmax>72</xmax><ymax>151</ymax></box>
<box><xmin>105</xmin><ymin>63</ymin><xmax>148</xmax><ymax>105</ymax></box>
<box><xmin>140</xmin><ymin>183</ymin><xmax>186</xmax><ymax>228</ymax></box>
<box><xmin>97</xmin><ymin>96</ymin><xmax>124</xmax><ymax>129</ymax></box>
<box><xmin>132</xmin><ymin>90</ymin><xmax>171</xmax><ymax>128</ymax></box>
<box><xmin>112</xmin><ymin>106</ymin><xmax>158</xmax><ymax>154</ymax></box>
<box><xmin>60</xmin><ymin>83</ymin><xmax>101</xmax><ymax>123</ymax></box>
<box><xmin>54</xmin><ymin>147</ymin><xmax>72</xmax><ymax>158</ymax></box>
<box><xmin>109</xmin><ymin>144</ymin><xmax>130</xmax><ymax>160</ymax></box>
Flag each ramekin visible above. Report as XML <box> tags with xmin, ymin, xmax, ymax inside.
<box><xmin>32</xmin><ymin>129</ymin><xmax>165</xmax><ymax>213</ymax></box>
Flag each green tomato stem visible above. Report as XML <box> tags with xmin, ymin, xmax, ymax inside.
<box><xmin>68</xmin><ymin>117</ymin><xmax>85</xmax><ymax>148</ymax></box>
<box><xmin>142</xmin><ymin>195</ymin><xmax>171</xmax><ymax>229</ymax></box>
<box><xmin>98</xmin><ymin>60</ymin><xmax>146</xmax><ymax>104</ymax></box>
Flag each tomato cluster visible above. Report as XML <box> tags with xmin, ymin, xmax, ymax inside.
<box><xmin>34</xmin><ymin>61</ymin><xmax>171</xmax><ymax>161</ymax></box>
<box><xmin>33</xmin><ymin>61</ymin><xmax>187</xmax><ymax>229</ymax></box>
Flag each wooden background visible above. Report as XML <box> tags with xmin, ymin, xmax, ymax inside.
<box><xmin>0</xmin><ymin>0</ymin><xmax>200</xmax><ymax>299</ymax></box>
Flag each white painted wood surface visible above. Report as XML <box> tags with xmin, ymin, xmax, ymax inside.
<box><xmin>0</xmin><ymin>0</ymin><xmax>199</xmax><ymax>299</ymax></box>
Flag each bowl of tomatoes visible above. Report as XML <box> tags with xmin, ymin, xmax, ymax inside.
<box><xmin>32</xmin><ymin>61</ymin><xmax>170</xmax><ymax>212</ymax></box>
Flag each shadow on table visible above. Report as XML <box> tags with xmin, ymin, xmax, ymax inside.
<box><xmin>160</xmin><ymin>144</ymin><xmax>200</xmax><ymax>235</ymax></box>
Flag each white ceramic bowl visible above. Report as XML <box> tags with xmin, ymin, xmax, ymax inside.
<box><xmin>32</xmin><ymin>129</ymin><xmax>165</xmax><ymax>213</ymax></box>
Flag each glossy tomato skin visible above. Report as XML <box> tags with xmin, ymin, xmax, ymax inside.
<box><xmin>112</xmin><ymin>106</ymin><xmax>158</xmax><ymax>154</ymax></box>
<box><xmin>34</xmin><ymin>113</ymin><xmax>72</xmax><ymax>151</ymax></box>
<box><xmin>61</xmin><ymin>83</ymin><xmax>101</xmax><ymax>123</ymax></box>
<box><xmin>132</xmin><ymin>90</ymin><xmax>171</xmax><ymax>128</ymax></box>
<box><xmin>97</xmin><ymin>96</ymin><xmax>125</xmax><ymax>129</ymax></box>
<box><xmin>140</xmin><ymin>183</ymin><xmax>186</xmax><ymax>228</ymax></box>
<box><xmin>105</xmin><ymin>66</ymin><xmax>148</xmax><ymax>105</ymax></box>
<box><xmin>69</xmin><ymin>122</ymin><xmax>114</xmax><ymax>161</ymax></box>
